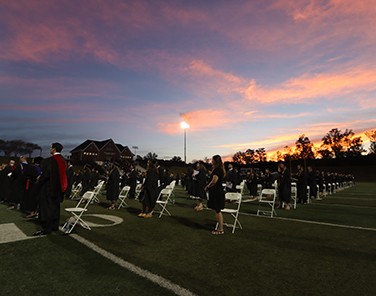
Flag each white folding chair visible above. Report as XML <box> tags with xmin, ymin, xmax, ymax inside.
<box><xmin>70</xmin><ymin>182</ymin><xmax>82</xmax><ymax>200</ymax></box>
<box><xmin>257</xmin><ymin>184</ymin><xmax>263</xmax><ymax>196</ymax></box>
<box><xmin>257</xmin><ymin>189</ymin><xmax>277</xmax><ymax>217</ymax></box>
<box><xmin>91</xmin><ymin>180</ymin><xmax>104</xmax><ymax>203</ymax></box>
<box><xmin>134</xmin><ymin>183</ymin><xmax>143</xmax><ymax>200</ymax></box>
<box><xmin>218</xmin><ymin>192</ymin><xmax>242</xmax><ymax>234</ymax></box>
<box><xmin>118</xmin><ymin>185</ymin><xmax>130</xmax><ymax>209</ymax></box>
<box><xmin>165</xmin><ymin>180</ymin><xmax>176</xmax><ymax>201</ymax></box>
<box><xmin>306</xmin><ymin>185</ymin><xmax>311</xmax><ymax>203</ymax></box>
<box><xmin>236</xmin><ymin>180</ymin><xmax>246</xmax><ymax>196</ymax></box>
<box><xmin>166</xmin><ymin>179</ymin><xmax>176</xmax><ymax>190</ymax></box>
<box><xmin>316</xmin><ymin>185</ymin><xmax>321</xmax><ymax>199</ymax></box>
<box><xmin>327</xmin><ymin>183</ymin><xmax>332</xmax><ymax>195</ymax></box>
<box><xmin>290</xmin><ymin>182</ymin><xmax>297</xmax><ymax>209</ymax></box>
<box><xmin>332</xmin><ymin>182</ymin><xmax>336</xmax><ymax>194</ymax></box>
<box><xmin>154</xmin><ymin>188</ymin><xmax>173</xmax><ymax>218</ymax></box>
<box><xmin>62</xmin><ymin>191</ymin><xmax>95</xmax><ymax>234</ymax></box>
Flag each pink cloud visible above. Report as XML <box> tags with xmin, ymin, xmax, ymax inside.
<box><xmin>185</xmin><ymin>59</ymin><xmax>244</xmax><ymax>87</ymax></box>
<box><xmin>245</xmin><ymin>111</ymin><xmax>315</xmax><ymax>120</ymax></box>
<box><xmin>245</xmin><ymin>67</ymin><xmax>376</xmax><ymax>103</ymax></box>
<box><xmin>0</xmin><ymin>1</ymin><xmax>154</xmax><ymax>64</ymax></box>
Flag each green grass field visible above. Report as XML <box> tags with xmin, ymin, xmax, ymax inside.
<box><xmin>1</xmin><ymin>183</ymin><xmax>375</xmax><ymax>296</ymax></box>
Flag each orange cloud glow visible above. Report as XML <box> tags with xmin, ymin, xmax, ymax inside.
<box><xmin>245</xmin><ymin>67</ymin><xmax>376</xmax><ymax>103</ymax></box>
<box><xmin>158</xmin><ymin>109</ymin><xmax>242</xmax><ymax>134</ymax></box>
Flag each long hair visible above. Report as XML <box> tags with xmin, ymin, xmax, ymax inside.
<box><xmin>198</xmin><ymin>160</ymin><xmax>207</xmax><ymax>172</ymax></box>
<box><xmin>147</xmin><ymin>159</ymin><xmax>158</xmax><ymax>175</ymax></box>
<box><xmin>212</xmin><ymin>155</ymin><xmax>225</xmax><ymax>175</ymax></box>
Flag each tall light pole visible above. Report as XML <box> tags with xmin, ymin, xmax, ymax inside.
<box><xmin>180</xmin><ymin>121</ymin><xmax>190</xmax><ymax>163</ymax></box>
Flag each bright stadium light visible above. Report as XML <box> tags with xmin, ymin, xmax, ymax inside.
<box><xmin>180</xmin><ymin>121</ymin><xmax>190</xmax><ymax>163</ymax></box>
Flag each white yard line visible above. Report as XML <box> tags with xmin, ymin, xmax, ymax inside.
<box><xmin>239</xmin><ymin>212</ymin><xmax>376</xmax><ymax>232</ymax></box>
<box><xmin>71</xmin><ymin>234</ymin><xmax>197</xmax><ymax>296</ymax></box>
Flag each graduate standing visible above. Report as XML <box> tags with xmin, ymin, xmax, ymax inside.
<box><xmin>106</xmin><ymin>163</ymin><xmax>120</xmax><ymax>210</ymax></box>
<box><xmin>34</xmin><ymin>143</ymin><xmax>67</xmax><ymax>235</ymax></box>
<box><xmin>205</xmin><ymin>155</ymin><xmax>226</xmax><ymax>235</ymax></box>
<box><xmin>138</xmin><ymin>159</ymin><xmax>158</xmax><ymax>218</ymax></box>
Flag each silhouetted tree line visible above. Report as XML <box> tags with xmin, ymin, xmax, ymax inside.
<box><xmin>232</xmin><ymin>128</ymin><xmax>376</xmax><ymax>164</ymax></box>
<box><xmin>0</xmin><ymin>139</ymin><xmax>42</xmax><ymax>157</ymax></box>
<box><xmin>134</xmin><ymin>152</ymin><xmax>186</xmax><ymax>168</ymax></box>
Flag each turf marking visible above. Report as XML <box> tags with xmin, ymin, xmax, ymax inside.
<box><xmin>239</xmin><ymin>212</ymin><xmax>376</xmax><ymax>232</ymax></box>
<box><xmin>0</xmin><ymin>223</ymin><xmax>37</xmax><ymax>244</ymax></box>
<box><xmin>71</xmin><ymin>234</ymin><xmax>197</xmax><ymax>296</ymax></box>
<box><xmin>84</xmin><ymin>214</ymin><xmax>123</xmax><ymax>227</ymax></box>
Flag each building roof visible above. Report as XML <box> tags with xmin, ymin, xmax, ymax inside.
<box><xmin>70</xmin><ymin>139</ymin><xmax>134</xmax><ymax>155</ymax></box>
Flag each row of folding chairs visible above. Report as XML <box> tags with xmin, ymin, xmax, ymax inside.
<box><xmin>69</xmin><ymin>180</ymin><xmax>104</xmax><ymax>202</ymax></box>
<box><xmin>117</xmin><ymin>180</ymin><xmax>177</xmax><ymax>212</ymax></box>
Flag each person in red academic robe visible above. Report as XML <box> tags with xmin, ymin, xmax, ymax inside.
<box><xmin>34</xmin><ymin>142</ymin><xmax>67</xmax><ymax>235</ymax></box>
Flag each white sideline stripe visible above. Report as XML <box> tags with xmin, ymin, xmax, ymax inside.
<box><xmin>239</xmin><ymin>212</ymin><xmax>376</xmax><ymax>232</ymax></box>
<box><xmin>71</xmin><ymin>234</ymin><xmax>197</xmax><ymax>296</ymax></box>
<box><xmin>309</xmin><ymin>203</ymin><xmax>375</xmax><ymax>209</ymax></box>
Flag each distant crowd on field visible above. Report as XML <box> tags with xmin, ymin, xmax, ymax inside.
<box><xmin>181</xmin><ymin>161</ymin><xmax>355</xmax><ymax>211</ymax></box>
<box><xmin>0</xmin><ymin>151</ymin><xmax>355</xmax><ymax>235</ymax></box>
<box><xmin>0</xmin><ymin>155</ymin><xmax>355</xmax><ymax>214</ymax></box>
<box><xmin>0</xmin><ymin>156</ymin><xmax>177</xmax><ymax>214</ymax></box>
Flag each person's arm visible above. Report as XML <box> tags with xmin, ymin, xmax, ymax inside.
<box><xmin>205</xmin><ymin>175</ymin><xmax>219</xmax><ymax>191</ymax></box>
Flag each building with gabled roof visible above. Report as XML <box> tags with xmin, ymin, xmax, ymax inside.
<box><xmin>70</xmin><ymin>139</ymin><xmax>134</xmax><ymax>162</ymax></box>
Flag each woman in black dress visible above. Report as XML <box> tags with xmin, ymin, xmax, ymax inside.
<box><xmin>139</xmin><ymin>159</ymin><xmax>158</xmax><ymax>218</ymax></box>
<box><xmin>205</xmin><ymin>155</ymin><xmax>226</xmax><ymax>235</ymax></box>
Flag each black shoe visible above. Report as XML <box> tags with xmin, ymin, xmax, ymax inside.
<box><xmin>33</xmin><ymin>230</ymin><xmax>50</xmax><ymax>236</ymax></box>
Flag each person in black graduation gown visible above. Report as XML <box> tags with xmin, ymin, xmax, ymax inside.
<box><xmin>295</xmin><ymin>164</ymin><xmax>307</xmax><ymax>204</ymax></box>
<box><xmin>34</xmin><ymin>143</ymin><xmax>67</xmax><ymax>235</ymax></box>
<box><xmin>9</xmin><ymin>156</ymin><xmax>30</xmax><ymax>211</ymax></box>
<box><xmin>224</xmin><ymin>163</ymin><xmax>241</xmax><ymax>192</ymax></box>
<box><xmin>0</xmin><ymin>163</ymin><xmax>6</xmax><ymax>203</ymax></box>
<box><xmin>193</xmin><ymin>161</ymin><xmax>207</xmax><ymax>211</ymax></box>
<box><xmin>0</xmin><ymin>161</ymin><xmax>15</xmax><ymax>203</ymax></box>
<box><xmin>138</xmin><ymin>159</ymin><xmax>158</xmax><ymax>218</ymax></box>
<box><xmin>25</xmin><ymin>157</ymin><xmax>43</xmax><ymax>218</ymax></box>
<box><xmin>16</xmin><ymin>156</ymin><xmax>41</xmax><ymax>214</ymax></box>
<box><xmin>262</xmin><ymin>169</ymin><xmax>275</xmax><ymax>189</ymax></box>
<box><xmin>205</xmin><ymin>155</ymin><xmax>226</xmax><ymax>235</ymax></box>
<box><xmin>245</xmin><ymin>169</ymin><xmax>258</xmax><ymax>197</ymax></box>
<box><xmin>106</xmin><ymin>163</ymin><xmax>120</xmax><ymax>210</ymax></box>
<box><xmin>278</xmin><ymin>162</ymin><xmax>291</xmax><ymax>210</ymax></box>
<box><xmin>81</xmin><ymin>167</ymin><xmax>92</xmax><ymax>195</ymax></box>
<box><xmin>307</xmin><ymin>166</ymin><xmax>318</xmax><ymax>200</ymax></box>
<box><xmin>64</xmin><ymin>161</ymin><xmax>74</xmax><ymax>199</ymax></box>
<box><xmin>127</xmin><ymin>164</ymin><xmax>138</xmax><ymax>199</ymax></box>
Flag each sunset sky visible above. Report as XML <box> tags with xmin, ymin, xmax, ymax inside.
<box><xmin>1</xmin><ymin>0</ymin><xmax>375</xmax><ymax>161</ymax></box>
